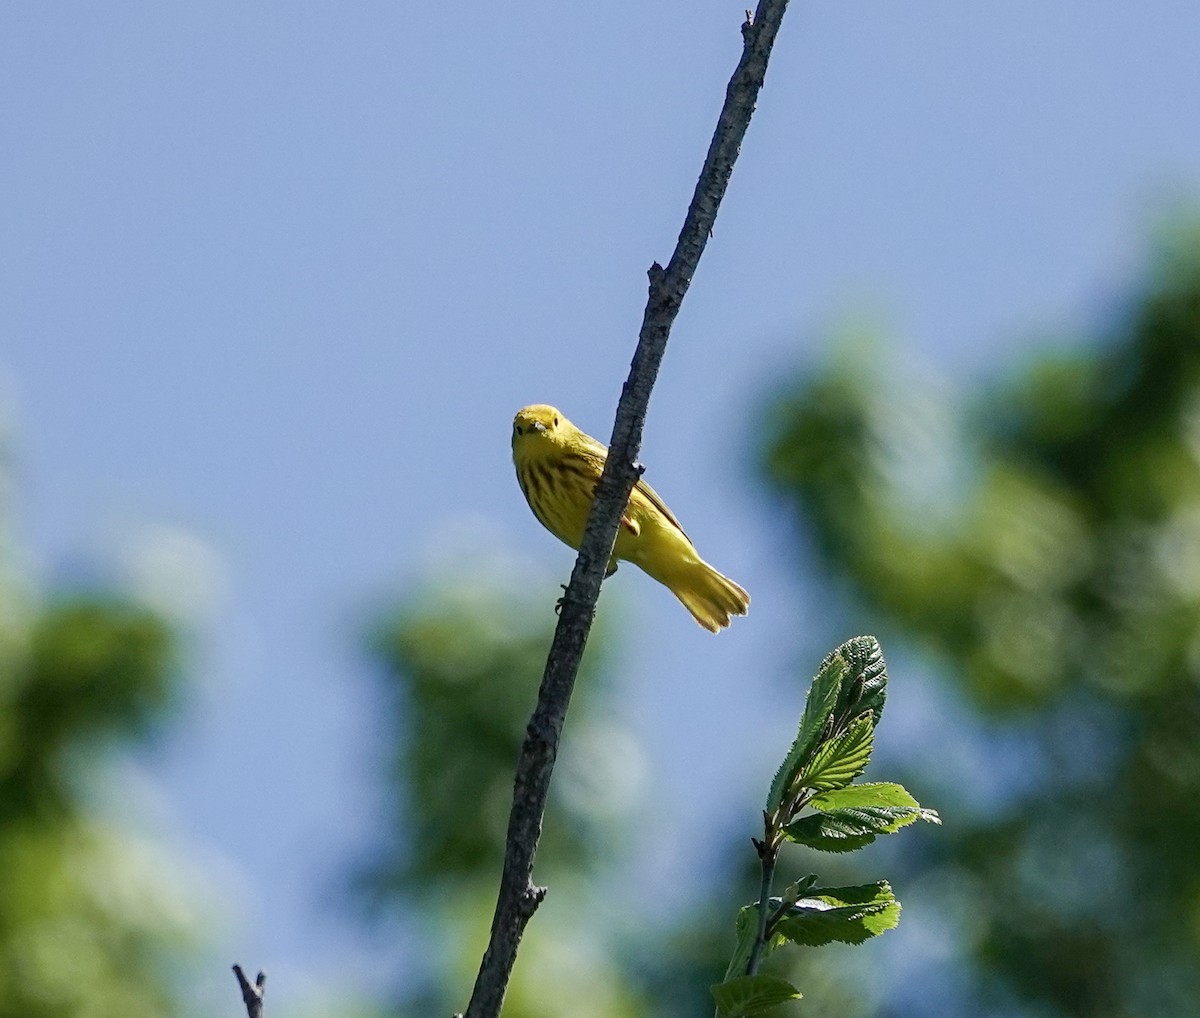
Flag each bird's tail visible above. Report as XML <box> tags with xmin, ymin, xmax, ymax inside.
<box><xmin>668</xmin><ymin>558</ymin><xmax>751</xmax><ymax>633</ymax></box>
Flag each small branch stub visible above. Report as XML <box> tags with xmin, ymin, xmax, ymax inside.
<box><xmin>524</xmin><ymin>884</ymin><xmax>548</xmax><ymax>915</ymax></box>
<box><xmin>233</xmin><ymin>965</ymin><xmax>265</xmax><ymax>1018</ymax></box>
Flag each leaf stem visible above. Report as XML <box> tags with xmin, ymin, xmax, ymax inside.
<box><xmin>746</xmin><ymin>828</ymin><xmax>779</xmax><ymax>976</ymax></box>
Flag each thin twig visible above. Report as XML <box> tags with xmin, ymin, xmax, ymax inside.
<box><xmin>746</xmin><ymin>850</ymin><xmax>778</xmax><ymax>976</ymax></box>
<box><xmin>746</xmin><ymin>810</ymin><xmax>780</xmax><ymax>977</ymax></box>
<box><xmin>232</xmin><ymin>965</ymin><xmax>265</xmax><ymax>1018</ymax></box>
<box><xmin>462</xmin><ymin>4</ymin><xmax>791</xmax><ymax>1016</ymax></box>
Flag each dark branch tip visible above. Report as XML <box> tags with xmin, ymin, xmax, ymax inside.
<box><xmin>233</xmin><ymin>964</ymin><xmax>265</xmax><ymax>989</ymax></box>
<box><xmin>233</xmin><ymin>964</ymin><xmax>265</xmax><ymax>1016</ymax></box>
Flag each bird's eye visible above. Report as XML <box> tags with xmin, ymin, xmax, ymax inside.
<box><xmin>553</xmin><ymin>416</ymin><xmax>559</xmax><ymax>427</ymax></box>
<box><xmin>514</xmin><ymin>425</ymin><xmax>523</xmax><ymax>435</ymax></box>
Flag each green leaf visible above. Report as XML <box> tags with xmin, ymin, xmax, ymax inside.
<box><xmin>830</xmin><ymin>635</ymin><xmax>887</xmax><ymax>728</ymax></box>
<box><xmin>722</xmin><ymin>903</ymin><xmax>764</xmax><ymax>981</ymax></box>
<box><xmin>810</xmin><ymin>781</ymin><xmax>919</xmax><ymax>811</ymax></box>
<box><xmin>774</xmin><ymin>881</ymin><xmax>901</xmax><ymax>947</ymax></box>
<box><xmin>784</xmin><ymin>805</ymin><xmax>921</xmax><ymax>852</ymax></box>
<box><xmin>819</xmin><ymin>783</ymin><xmax>939</xmax><ymax>828</ymax></box>
<box><xmin>796</xmin><ymin>712</ymin><xmax>875</xmax><ymax>792</ymax></box>
<box><xmin>711</xmin><ymin>975</ymin><xmax>802</xmax><ymax>1017</ymax></box>
<box><xmin>783</xmin><ymin>808</ymin><xmax>889</xmax><ymax>852</ymax></box>
<box><xmin>765</xmin><ymin>638</ymin><xmax>889</xmax><ymax>812</ymax></box>
<box><xmin>766</xmin><ymin>650</ymin><xmax>845</xmax><ymax>811</ymax></box>
<box><xmin>783</xmin><ymin>783</ymin><xmax>941</xmax><ymax>851</ymax></box>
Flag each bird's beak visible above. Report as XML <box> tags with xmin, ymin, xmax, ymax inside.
<box><xmin>531</xmin><ymin>421</ymin><xmax>547</xmax><ymax>433</ymax></box>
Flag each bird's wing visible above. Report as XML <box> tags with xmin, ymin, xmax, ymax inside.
<box><xmin>632</xmin><ymin>475</ymin><xmax>691</xmax><ymax>543</ymax></box>
<box><xmin>577</xmin><ymin>430</ymin><xmax>691</xmax><ymax>543</ymax></box>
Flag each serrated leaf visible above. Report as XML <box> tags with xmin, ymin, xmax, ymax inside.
<box><xmin>796</xmin><ymin>712</ymin><xmax>875</xmax><ymax>793</ymax></box>
<box><xmin>814</xmin><ymin>783</ymin><xmax>939</xmax><ymax>823</ymax></box>
<box><xmin>784</xmin><ymin>804</ymin><xmax>927</xmax><ymax>852</ymax></box>
<box><xmin>783</xmin><ymin>782</ymin><xmax>940</xmax><ymax>850</ymax></box>
<box><xmin>831</xmin><ymin>635</ymin><xmax>887</xmax><ymax>727</ymax></box>
<box><xmin>809</xmin><ymin>782</ymin><xmax>918</xmax><ymax>811</ymax></box>
<box><xmin>722</xmin><ymin>904</ymin><xmax>765</xmax><ymax>981</ymax></box>
<box><xmin>765</xmin><ymin>651</ymin><xmax>845</xmax><ymax>811</ymax></box>
<box><xmin>774</xmin><ymin>881</ymin><xmax>900</xmax><ymax>947</ymax></box>
<box><xmin>766</xmin><ymin>638</ymin><xmax>889</xmax><ymax>812</ymax></box>
<box><xmin>783</xmin><ymin>808</ymin><xmax>887</xmax><ymax>852</ymax></box>
<box><xmin>711</xmin><ymin>975</ymin><xmax>802</xmax><ymax>1017</ymax></box>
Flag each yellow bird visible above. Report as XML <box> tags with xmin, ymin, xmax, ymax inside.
<box><xmin>512</xmin><ymin>404</ymin><xmax>750</xmax><ymax>632</ymax></box>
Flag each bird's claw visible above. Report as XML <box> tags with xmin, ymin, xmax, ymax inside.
<box><xmin>554</xmin><ymin>583</ymin><xmax>568</xmax><ymax>615</ymax></box>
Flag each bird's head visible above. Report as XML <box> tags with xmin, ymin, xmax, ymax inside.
<box><xmin>513</xmin><ymin>404</ymin><xmax>567</xmax><ymax>450</ymax></box>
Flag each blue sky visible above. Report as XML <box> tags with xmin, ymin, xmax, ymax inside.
<box><xmin>4</xmin><ymin>2</ymin><xmax>1200</xmax><ymax>1012</ymax></box>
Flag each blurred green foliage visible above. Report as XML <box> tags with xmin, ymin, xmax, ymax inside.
<box><xmin>761</xmin><ymin>228</ymin><xmax>1200</xmax><ymax>1015</ymax></box>
<box><xmin>363</xmin><ymin>578</ymin><xmax>623</xmax><ymax>894</ymax></box>
<box><xmin>362</xmin><ymin>575</ymin><xmax>648</xmax><ymax>1017</ymax></box>
<box><xmin>0</xmin><ymin>544</ymin><xmax>195</xmax><ymax>1015</ymax></box>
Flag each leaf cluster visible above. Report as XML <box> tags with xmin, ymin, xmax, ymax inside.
<box><xmin>712</xmin><ymin>637</ymin><xmax>938</xmax><ymax>1016</ymax></box>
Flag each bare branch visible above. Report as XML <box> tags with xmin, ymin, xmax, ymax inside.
<box><xmin>232</xmin><ymin>965</ymin><xmax>265</xmax><ymax>1018</ymax></box>
<box><xmin>462</xmin><ymin>4</ymin><xmax>792</xmax><ymax>1016</ymax></box>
